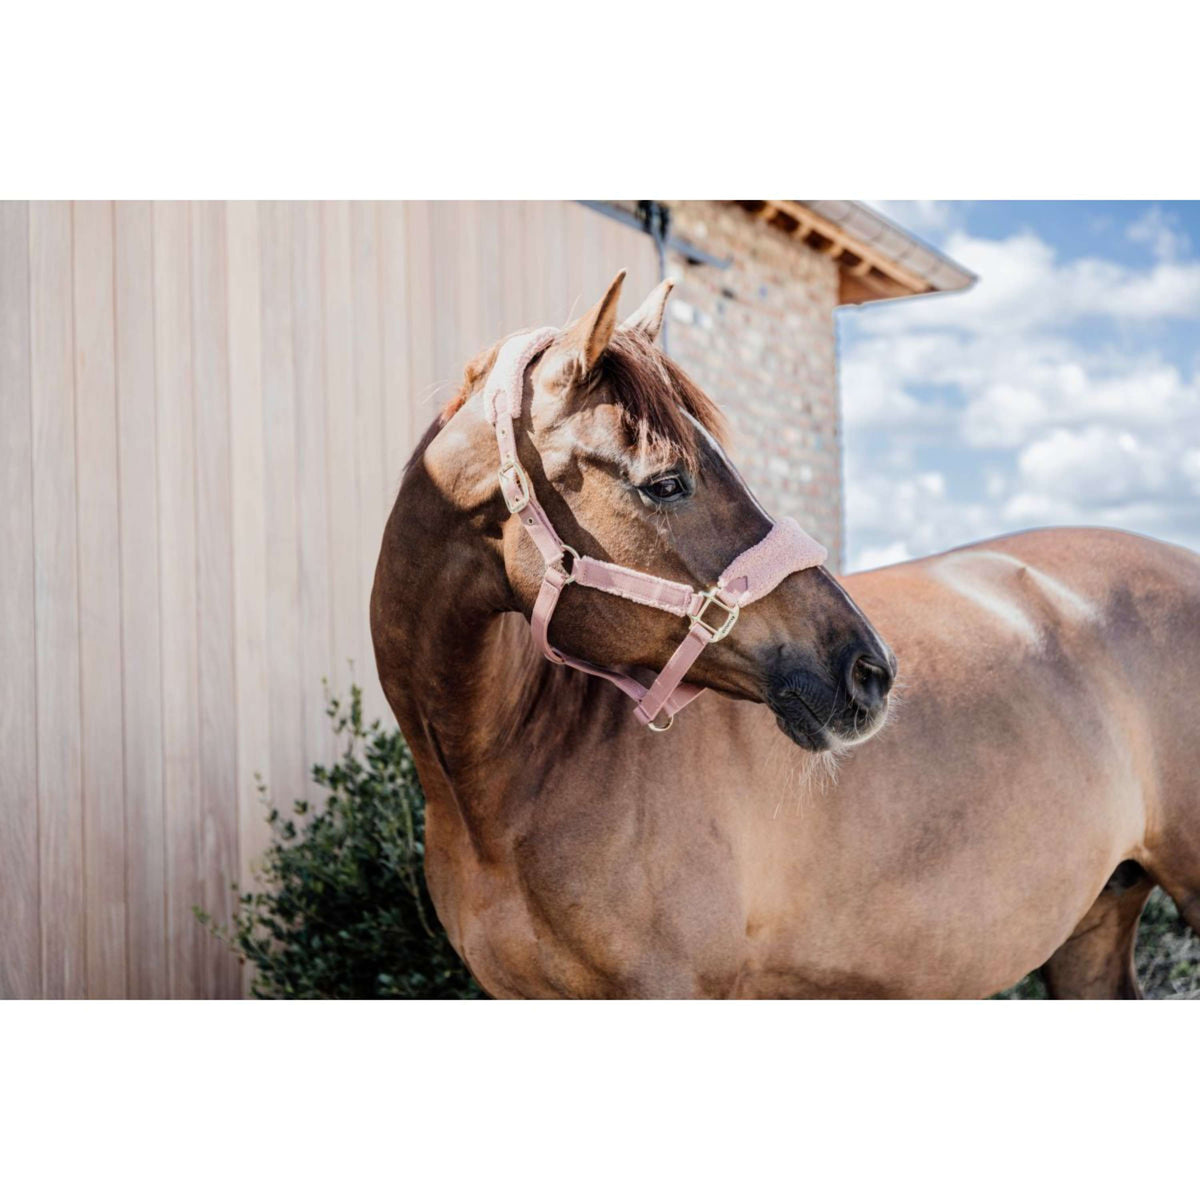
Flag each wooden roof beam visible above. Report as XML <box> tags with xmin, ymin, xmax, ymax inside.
<box><xmin>772</xmin><ymin>200</ymin><xmax>932</xmax><ymax>296</ymax></box>
<box><xmin>732</xmin><ymin>199</ymin><xmax>973</xmax><ymax>303</ymax></box>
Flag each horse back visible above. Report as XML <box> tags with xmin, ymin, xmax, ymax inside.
<box><xmin>845</xmin><ymin>525</ymin><xmax>1200</xmax><ymax>864</ymax></box>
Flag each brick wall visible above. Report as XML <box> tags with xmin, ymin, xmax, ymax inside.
<box><xmin>661</xmin><ymin>200</ymin><xmax>844</xmax><ymax>568</ymax></box>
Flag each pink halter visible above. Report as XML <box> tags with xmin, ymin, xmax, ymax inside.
<box><xmin>484</xmin><ymin>328</ymin><xmax>828</xmax><ymax>731</ymax></box>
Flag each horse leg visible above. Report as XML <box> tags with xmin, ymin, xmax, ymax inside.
<box><xmin>1040</xmin><ymin>862</ymin><xmax>1155</xmax><ymax>999</ymax></box>
<box><xmin>1140</xmin><ymin>834</ymin><xmax>1200</xmax><ymax>938</ymax></box>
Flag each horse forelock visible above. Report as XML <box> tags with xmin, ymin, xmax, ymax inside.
<box><xmin>594</xmin><ymin>329</ymin><xmax>729</xmax><ymax>472</ymax></box>
<box><xmin>407</xmin><ymin>328</ymin><xmax>729</xmax><ymax>480</ymax></box>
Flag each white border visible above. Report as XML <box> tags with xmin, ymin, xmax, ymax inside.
<box><xmin>3</xmin><ymin>1000</ymin><xmax>1197</xmax><ymax>1197</ymax></box>
<box><xmin>3</xmin><ymin>2</ymin><xmax>1198</xmax><ymax>196</ymax></box>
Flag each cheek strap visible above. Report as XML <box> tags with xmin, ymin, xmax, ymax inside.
<box><xmin>485</xmin><ymin>328</ymin><xmax>827</xmax><ymax>731</ymax></box>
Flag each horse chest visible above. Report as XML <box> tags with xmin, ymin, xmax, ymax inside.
<box><xmin>442</xmin><ymin>798</ymin><xmax>751</xmax><ymax>998</ymax></box>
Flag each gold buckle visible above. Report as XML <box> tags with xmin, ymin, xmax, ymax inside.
<box><xmin>690</xmin><ymin>588</ymin><xmax>739</xmax><ymax>642</ymax></box>
<box><xmin>498</xmin><ymin>460</ymin><xmax>532</xmax><ymax>514</ymax></box>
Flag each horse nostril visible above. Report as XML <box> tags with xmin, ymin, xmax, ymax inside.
<box><xmin>846</xmin><ymin>650</ymin><xmax>894</xmax><ymax>711</ymax></box>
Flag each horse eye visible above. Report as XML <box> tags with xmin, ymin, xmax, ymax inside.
<box><xmin>642</xmin><ymin>475</ymin><xmax>686</xmax><ymax>502</ymax></box>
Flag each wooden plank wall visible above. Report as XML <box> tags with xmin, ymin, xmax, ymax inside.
<box><xmin>0</xmin><ymin>201</ymin><xmax>658</xmax><ymax>998</ymax></box>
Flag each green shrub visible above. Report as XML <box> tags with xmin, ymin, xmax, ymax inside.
<box><xmin>198</xmin><ymin>686</ymin><xmax>483</xmax><ymax>999</ymax></box>
<box><xmin>1132</xmin><ymin>890</ymin><xmax>1200</xmax><ymax>999</ymax></box>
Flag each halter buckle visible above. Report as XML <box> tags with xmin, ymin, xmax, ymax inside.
<box><xmin>690</xmin><ymin>589</ymin><xmax>739</xmax><ymax>642</ymax></box>
<box><xmin>498</xmin><ymin>460</ymin><xmax>532</xmax><ymax>514</ymax></box>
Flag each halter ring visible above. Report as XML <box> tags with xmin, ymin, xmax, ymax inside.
<box><xmin>559</xmin><ymin>544</ymin><xmax>581</xmax><ymax>583</ymax></box>
<box><xmin>647</xmin><ymin>712</ymin><xmax>675</xmax><ymax>732</ymax></box>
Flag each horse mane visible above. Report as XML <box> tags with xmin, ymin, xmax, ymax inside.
<box><xmin>405</xmin><ymin>328</ymin><xmax>728</xmax><ymax>476</ymax></box>
<box><xmin>592</xmin><ymin>329</ymin><xmax>729</xmax><ymax>470</ymax></box>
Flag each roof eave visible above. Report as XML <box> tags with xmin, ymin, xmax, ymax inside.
<box><xmin>735</xmin><ymin>200</ymin><xmax>976</xmax><ymax>306</ymax></box>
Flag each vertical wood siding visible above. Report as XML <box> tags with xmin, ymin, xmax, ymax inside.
<box><xmin>0</xmin><ymin>203</ymin><xmax>40</xmax><ymax>998</ymax></box>
<box><xmin>0</xmin><ymin>201</ymin><xmax>657</xmax><ymax>997</ymax></box>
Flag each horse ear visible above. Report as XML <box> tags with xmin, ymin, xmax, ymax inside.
<box><xmin>620</xmin><ymin>278</ymin><xmax>675</xmax><ymax>343</ymax></box>
<box><xmin>554</xmin><ymin>269</ymin><xmax>626</xmax><ymax>381</ymax></box>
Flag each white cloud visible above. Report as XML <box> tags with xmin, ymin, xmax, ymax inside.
<box><xmin>1128</xmin><ymin>206</ymin><xmax>1191</xmax><ymax>262</ymax></box>
<box><xmin>850</xmin><ymin>540</ymin><xmax>911</xmax><ymax>573</ymax></box>
<box><xmin>1014</xmin><ymin>426</ymin><xmax>1169</xmax><ymax>505</ymax></box>
<box><xmin>960</xmin><ymin>358</ymin><xmax>1199</xmax><ymax>449</ymax></box>
<box><xmin>840</xmin><ymin>205</ymin><xmax>1200</xmax><ymax>572</ymax></box>
<box><xmin>839</xmin><ymin>354</ymin><xmax>941</xmax><ymax>431</ymax></box>
<box><xmin>843</xmin><ymin>317</ymin><xmax>1200</xmax><ymax>453</ymax></box>
<box><xmin>1096</xmin><ymin>260</ymin><xmax>1200</xmax><ymax>318</ymax></box>
<box><xmin>859</xmin><ymin>230</ymin><xmax>1200</xmax><ymax>337</ymax></box>
<box><xmin>1183</xmin><ymin>448</ymin><xmax>1200</xmax><ymax>494</ymax></box>
<box><xmin>867</xmin><ymin>200</ymin><xmax>960</xmax><ymax>237</ymax></box>
<box><xmin>845</xmin><ymin>459</ymin><xmax>1005</xmax><ymax>566</ymax></box>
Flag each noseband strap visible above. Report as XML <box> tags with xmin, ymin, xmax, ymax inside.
<box><xmin>484</xmin><ymin>328</ymin><xmax>827</xmax><ymax>730</ymax></box>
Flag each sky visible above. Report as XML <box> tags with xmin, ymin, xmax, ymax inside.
<box><xmin>837</xmin><ymin>201</ymin><xmax>1200</xmax><ymax>572</ymax></box>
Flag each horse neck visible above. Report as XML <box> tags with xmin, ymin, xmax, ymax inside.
<box><xmin>373</xmin><ymin>452</ymin><xmax>601</xmax><ymax>845</ymax></box>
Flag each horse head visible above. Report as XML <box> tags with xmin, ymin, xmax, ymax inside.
<box><xmin>423</xmin><ymin>271</ymin><xmax>895</xmax><ymax>752</ymax></box>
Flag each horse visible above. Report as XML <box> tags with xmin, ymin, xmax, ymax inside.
<box><xmin>371</xmin><ymin>271</ymin><xmax>1200</xmax><ymax>998</ymax></box>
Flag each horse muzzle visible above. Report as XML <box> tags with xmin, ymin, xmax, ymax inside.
<box><xmin>765</xmin><ymin>641</ymin><xmax>895</xmax><ymax>751</ymax></box>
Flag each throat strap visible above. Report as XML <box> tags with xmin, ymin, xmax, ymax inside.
<box><xmin>484</xmin><ymin>327</ymin><xmax>827</xmax><ymax>730</ymax></box>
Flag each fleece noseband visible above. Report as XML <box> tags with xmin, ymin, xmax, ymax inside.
<box><xmin>484</xmin><ymin>328</ymin><xmax>828</xmax><ymax>731</ymax></box>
